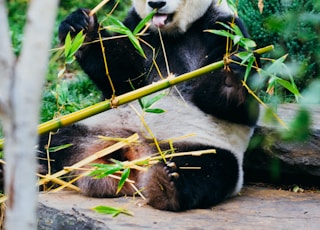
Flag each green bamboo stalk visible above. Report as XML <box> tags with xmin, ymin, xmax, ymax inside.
<box><xmin>0</xmin><ymin>45</ymin><xmax>274</xmax><ymax>150</ymax></box>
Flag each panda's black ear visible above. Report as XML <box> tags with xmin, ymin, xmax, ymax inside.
<box><xmin>58</xmin><ymin>8</ymin><xmax>99</xmax><ymax>44</ymax></box>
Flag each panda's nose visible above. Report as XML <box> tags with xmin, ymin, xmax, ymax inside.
<box><xmin>148</xmin><ymin>1</ymin><xmax>166</xmax><ymax>9</ymax></box>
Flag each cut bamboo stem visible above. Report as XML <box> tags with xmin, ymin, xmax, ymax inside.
<box><xmin>37</xmin><ymin>133</ymin><xmax>139</xmax><ymax>186</ymax></box>
<box><xmin>0</xmin><ymin>45</ymin><xmax>274</xmax><ymax>150</ymax></box>
<box><xmin>38</xmin><ymin>173</ymin><xmax>80</xmax><ymax>191</ymax></box>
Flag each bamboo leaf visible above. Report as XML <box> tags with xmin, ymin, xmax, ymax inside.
<box><xmin>106</xmin><ymin>16</ymin><xmax>146</xmax><ymax>57</ymax></box>
<box><xmin>143</xmin><ymin>93</ymin><xmax>166</xmax><ymax>109</ymax></box>
<box><xmin>145</xmin><ymin>108</ymin><xmax>166</xmax><ymax>114</ymax></box>
<box><xmin>93</xmin><ymin>205</ymin><xmax>133</xmax><ymax>217</ymax></box>
<box><xmin>225</xmin><ymin>0</ymin><xmax>238</xmax><ymax>14</ymax></box>
<box><xmin>244</xmin><ymin>56</ymin><xmax>255</xmax><ymax>82</ymax></box>
<box><xmin>106</xmin><ymin>24</ymin><xmax>128</xmax><ymax>34</ymax></box>
<box><xmin>216</xmin><ymin>21</ymin><xmax>234</xmax><ymax>32</ymax></box>
<box><xmin>267</xmin><ymin>55</ymin><xmax>288</xmax><ymax>74</ymax></box>
<box><xmin>64</xmin><ymin>32</ymin><xmax>72</xmax><ymax>58</ymax></box>
<box><xmin>236</xmin><ymin>51</ymin><xmax>253</xmax><ymax>64</ymax></box>
<box><xmin>206</xmin><ymin>29</ymin><xmax>235</xmax><ymax>40</ymax></box>
<box><xmin>70</xmin><ymin>30</ymin><xmax>85</xmax><ymax>56</ymax></box>
<box><xmin>127</xmin><ymin>33</ymin><xmax>145</xmax><ymax>58</ymax></box>
<box><xmin>106</xmin><ymin>15</ymin><xmax>126</xmax><ymax>28</ymax></box>
<box><xmin>133</xmin><ymin>10</ymin><xmax>156</xmax><ymax>35</ymax></box>
<box><xmin>231</xmin><ymin>23</ymin><xmax>244</xmax><ymax>37</ymax></box>
<box><xmin>208</xmin><ymin>23</ymin><xmax>256</xmax><ymax>50</ymax></box>
<box><xmin>89</xmin><ymin>162</ymin><xmax>123</xmax><ymax>179</ymax></box>
<box><xmin>274</xmin><ymin>77</ymin><xmax>301</xmax><ymax>96</ymax></box>
<box><xmin>116</xmin><ymin>168</ymin><xmax>130</xmax><ymax>194</ymax></box>
<box><xmin>48</xmin><ymin>143</ymin><xmax>73</xmax><ymax>153</ymax></box>
<box><xmin>239</xmin><ymin>37</ymin><xmax>256</xmax><ymax>49</ymax></box>
<box><xmin>233</xmin><ymin>35</ymin><xmax>242</xmax><ymax>45</ymax></box>
<box><xmin>64</xmin><ymin>31</ymin><xmax>85</xmax><ymax>64</ymax></box>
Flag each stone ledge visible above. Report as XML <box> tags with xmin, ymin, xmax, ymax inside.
<box><xmin>38</xmin><ymin>187</ymin><xmax>320</xmax><ymax>230</ymax></box>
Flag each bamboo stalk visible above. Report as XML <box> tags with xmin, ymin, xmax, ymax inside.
<box><xmin>0</xmin><ymin>45</ymin><xmax>274</xmax><ymax>150</ymax></box>
<box><xmin>89</xmin><ymin>0</ymin><xmax>110</xmax><ymax>16</ymax></box>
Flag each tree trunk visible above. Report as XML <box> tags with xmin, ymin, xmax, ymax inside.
<box><xmin>0</xmin><ymin>0</ymin><xmax>59</xmax><ymax>229</ymax></box>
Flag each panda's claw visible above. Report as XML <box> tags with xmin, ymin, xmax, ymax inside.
<box><xmin>166</xmin><ymin>161</ymin><xmax>177</xmax><ymax>169</ymax></box>
<box><xmin>164</xmin><ymin>161</ymin><xmax>179</xmax><ymax>181</ymax></box>
<box><xmin>169</xmin><ymin>172</ymin><xmax>180</xmax><ymax>180</ymax></box>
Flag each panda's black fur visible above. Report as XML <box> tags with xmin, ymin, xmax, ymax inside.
<box><xmin>39</xmin><ymin>0</ymin><xmax>259</xmax><ymax>211</ymax></box>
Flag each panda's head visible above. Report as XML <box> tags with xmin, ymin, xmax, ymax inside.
<box><xmin>132</xmin><ymin>0</ymin><xmax>233</xmax><ymax>34</ymax></box>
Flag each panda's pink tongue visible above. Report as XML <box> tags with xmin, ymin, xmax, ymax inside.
<box><xmin>152</xmin><ymin>14</ymin><xmax>168</xmax><ymax>27</ymax></box>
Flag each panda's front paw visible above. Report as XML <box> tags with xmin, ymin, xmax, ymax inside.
<box><xmin>143</xmin><ymin>162</ymin><xmax>181</xmax><ymax>211</ymax></box>
<box><xmin>58</xmin><ymin>8</ymin><xmax>98</xmax><ymax>43</ymax></box>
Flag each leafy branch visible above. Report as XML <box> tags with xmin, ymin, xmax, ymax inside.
<box><xmin>207</xmin><ymin>20</ymin><xmax>301</xmax><ymax>103</ymax></box>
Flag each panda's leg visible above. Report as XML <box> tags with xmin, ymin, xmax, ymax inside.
<box><xmin>141</xmin><ymin>146</ymin><xmax>240</xmax><ymax>211</ymax></box>
<box><xmin>75</xmin><ymin>143</ymin><xmax>149</xmax><ymax>198</ymax></box>
<box><xmin>38</xmin><ymin>125</ymin><xmax>150</xmax><ymax>197</ymax></box>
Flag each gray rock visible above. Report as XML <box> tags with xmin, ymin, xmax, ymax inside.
<box><xmin>245</xmin><ymin>104</ymin><xmax>320</xmax><ymax>184</ymax></box>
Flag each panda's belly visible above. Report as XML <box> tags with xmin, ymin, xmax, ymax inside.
<box><xmin>80</xmin><ymin>90</ymin><xmax>253</xmax><ymax>164</ymax></box>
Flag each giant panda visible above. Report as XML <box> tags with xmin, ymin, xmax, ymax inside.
<box><xmin>39</xmin><ymin>0</ymin><xmax>260</xmax><ymax>211</ymax></box>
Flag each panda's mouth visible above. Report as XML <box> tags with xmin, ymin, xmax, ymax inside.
<box><xmin>152</xmin><ymin>13</ymin><xmax>174</xmax><ymax>28</ymax></box>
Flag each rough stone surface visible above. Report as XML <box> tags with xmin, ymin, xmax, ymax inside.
<box><xmin>244</xmin><ymin>104</ymin><xmax>320</xmax><ymax>184</ymax></box>
<box><xmin>38</xmin><ymin>187</ymin><xmax>320</xmax><ymax>230</ymax></box>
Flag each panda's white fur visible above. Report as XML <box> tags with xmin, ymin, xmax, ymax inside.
<box><xmin>133</xmin><ymin>0</ymin><xmax>233</xmax><ymax>33</ymax></box>
<box><xmin>45</xmin><ymin>0</ymin><xmax>260</xmax><ymax>211</ymax></box>
<box><xmin>81</xmin><ymin>90</ymin><xmax>253</xmax><ymax>196</ymax></box>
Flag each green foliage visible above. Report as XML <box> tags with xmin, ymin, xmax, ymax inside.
<box><xmin>239</xmin><ymin>0</ymin><xmax>320</xmax><ymax>92</ymax></box>
<box><xmin>207</xmin><ymin>19</ymin><xmax>301</xmax><ymax>104</ymax></box>
<box><xmin>40</xmin><ymin>74</ymin><xmax>101</xmax><ymax>122</ymax></box>
<box><xmin>6</xmin><ymin>0</ymin><xmax>28</xmax><ymax>55</ymax></box>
